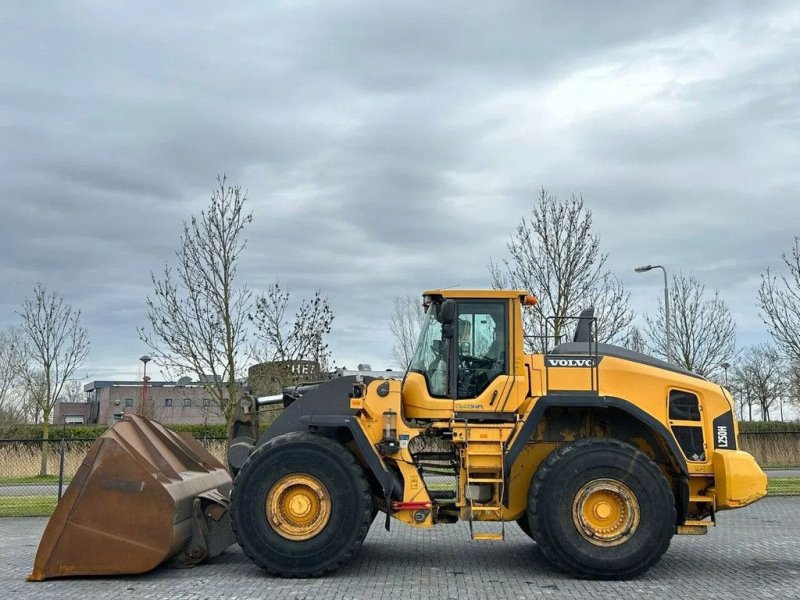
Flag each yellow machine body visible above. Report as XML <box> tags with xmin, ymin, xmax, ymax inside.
<box><xmin>348</xmin><ymin>289</ymin><xmax>766</xmax><ymax>531</ymax></box>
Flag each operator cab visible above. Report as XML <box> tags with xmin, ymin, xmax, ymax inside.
<box><xmin>408</xmin><ymin>296</ymin><xmax>507</xmax><ymax>399</ymax></box>
<box><xmin>403</xmin><ymin>290</ymin><xmax>528</xmax><ymax>418</ymax></box>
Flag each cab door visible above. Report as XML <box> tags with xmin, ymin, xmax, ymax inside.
<box><xmin>452</xmin><ymin>300</ymin><xmax>513</xmax><ymax>414</ymax></box>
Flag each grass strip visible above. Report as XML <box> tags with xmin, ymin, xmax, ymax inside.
<box><xmin>0</xmin><ymin>495</ymin><xmax>58</xmax><ymax>517</ymax></box>
<box><xmin>0</xmin><ymin>476</ymin><xmax>70</xmax><ymax>485</ymax></box>
<box><xmin>767</xmin><ymin>477</ymin><xmax>800</xmax><ymax>496</ymax></box>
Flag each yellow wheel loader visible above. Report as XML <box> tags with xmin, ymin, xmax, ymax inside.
<box><xmin>29</xmin><ymin>289</ymin><xmax>767</xmax><ymax>581</ymax></box>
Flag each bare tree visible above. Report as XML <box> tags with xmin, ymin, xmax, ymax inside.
<box><xmin>0</xmin><ymin>327</ymin><xmax>27</xmax><ymax>425</ymax></box>
<box><xmin>389</xmin><ymin>294</ymin><xmax>425</xmax><ymax>370</ymax></box>
<box><xmin>15</xmin><ymin>283</ymin><xmax>89</xmax><ymax>475</ymax></box>
<box><xmin>731</xmin><ymin>344</ymin><xmax>784</xmax><ymax>421</ymax></box>
<box><xmin>644</xmin><ymin>274</ymin><xmax>736</xmax><ymax>378</ymax></box>
<box><xmin>623</xmin><ymin>325</ymin><xmax>647</xmax><ymax>354</ymax></box>
<box><xmin>727</xmin><ymin>376</ymin><xmax>752</xmax><ymax>421</ymax></box>
<box><xmin>759</xmin><ymin>237</ymin><xmax>800</xmax><ymax>364</ymax></box>
<box><xmin>140</xmin><ymin>176</ymin><xmax>252</xmax><ymax>440</ymax></box>
<box><xmin>0</xmin><ymin>327</ymin><xmax>19</xmax><ymax>416</ymax></box>
<box><xmin>787</xmin><ymin>362</ymin><xmax>800</xmax><ymax>416</ymax></box>
<box><xmin>58</xmin><ymin>378</ymin><xmax>86</xmax><ymax>403</ymax></box>
<box><xmin>489</xmin><ymin>188</ymin><xmax>633</xmax><ymax>352</ymax></box>
<box><xmin>16</xmin><ymin>367</ymin><xmax>48</xmax><ymax>424</ymax></box>
<box><xmin>251</xmin><ymin>283</ymin><xmax>334</xmax><ymax>380</ymax></box>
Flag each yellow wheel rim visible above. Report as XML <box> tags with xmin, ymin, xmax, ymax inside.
<box><xmin>572</xmin><ymin>478</ymin><xmax>640</xmax><ymax>547</ymax></box>
<box><xmin>266</xmin><ymin>474</ymin><xmax>331</xmax><ymax>541</ymax></box>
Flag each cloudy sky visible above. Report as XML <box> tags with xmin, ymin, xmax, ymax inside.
<box><xmin>1</xmin><ymin>1</ymin><xmax>798</xmax><ymax>381</ymax></box>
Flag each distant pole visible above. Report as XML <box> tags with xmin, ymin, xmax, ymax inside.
<box><xmin>57</xmin><ymin>436</ymin><xmax>66</xmax><ymax>500</ymax></box>
<box><xmin>721</xmin><ymin>362</ymin><xmax>731</xmax><ymax>387</ymax></box>
<box><xmin>139</xmin><ymin>355</ymin><xmax>151</xmax><ymax>417</ymax></box>
<box><xmin>635</xmin><ymin>264</ymin><xmax>672</xmax><ymax>364</ymax></box>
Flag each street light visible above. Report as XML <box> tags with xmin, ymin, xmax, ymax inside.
<box><xmin>721</xmin><ymin>362</ymin><xmax>731</xmax><ymax>387</ymax></box>
<box><xmin>139</xmin><ymin>355</ymin><xmax>151</xmax><ymax>417</ymax></box>
<box><xmin>635</xmin><ymin>264</ymin><xmax>672</xmax><ymax>364</ymax></box>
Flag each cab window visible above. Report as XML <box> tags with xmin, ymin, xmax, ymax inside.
<box><xmin>456</xmin><ymin>302</ymin><xmax>507</xmax><ymax>399</ymax></box>
<box><xmin>669</xmin><ymin>390</ymin><xmax>701</xmax><ymax>421</ymax></box>
<box><xmin>409</xmin><ymin>303</ymin><xmax>450</xmax><ymax>397</ymax></box>
<box><xmin>668</xmin><ymin>389</ymin><xmax>705</xmax><ymax>461</ymax></box>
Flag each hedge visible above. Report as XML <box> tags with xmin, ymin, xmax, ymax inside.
<box><xmin>2</xmin><ymin>418</ymin><xmax>797</xmax><ymax>440</ymax></box>
<box><xmin>0</xmin><ymin>422</ymin><xmax>271</xmax><ymax>441</ymax></box>
<box><xmin>0</xmin><ymin>424</ymin><xmax>108</xmax><ymax>440</ymax></box>
<box><xmin>738</xmin><ymin>420</ymin><xmax>800</xmax><ymax>433</ymax></box>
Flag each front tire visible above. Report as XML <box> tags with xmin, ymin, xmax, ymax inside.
<box><xmin>230</xmin><ymin>432</ymin><xmax>373</xmax><ymax>577</ymax></box>
<box><xmin>529</xmin><ymin>438</ymin><xmax>675</xmax><ymax>579</ymax></box>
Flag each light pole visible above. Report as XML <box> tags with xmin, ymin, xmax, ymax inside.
<box><xmin>635</xmin><ymin>264</ymin><xmax>671</xmax><ymax>364</ymax></box>
<box><xmin>721</xmin><ymin>362</ymin><xmax>731</xmax><ymax>387</ymax></box>
<box><xmin>139</xmin><ymin>355</ymin><xmax>151</xmax><ymax>417</ymax></box>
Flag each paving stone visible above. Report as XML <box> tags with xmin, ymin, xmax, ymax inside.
<box><xmin>1</xmin><ymin>497</ymin><xmax>799</xmax><ymax>599</ymax></box>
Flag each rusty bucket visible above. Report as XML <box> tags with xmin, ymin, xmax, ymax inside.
<box><xmin>28</xmin><ymin>414</ymin><xmax>234</xmax><ymax>581</ymax></box>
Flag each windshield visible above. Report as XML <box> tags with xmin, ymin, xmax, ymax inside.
<box><xmin>409</xmin><ymin>303</ymin><xmax>449</xmax><ymax>397</ymax></box>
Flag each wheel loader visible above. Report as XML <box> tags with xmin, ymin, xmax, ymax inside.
<box><xmin>29</xmin><ymin>289</ymin><xmax>767</xmax><ymax>581</ymax></box>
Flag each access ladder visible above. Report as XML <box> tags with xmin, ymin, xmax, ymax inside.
<box><xmin>460</xmin><ymin>420</ymin><xmax>506</xmax><ymax>541</ymax></box>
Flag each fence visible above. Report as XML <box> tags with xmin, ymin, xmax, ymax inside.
<box><xmin>1</xmin><ymin>431</ymin><xmax>798</xmax><ymax>518</ymax></box>
<box><xmin>738</xmin><ymin>431</ymin><xmax>800</xmax><ymax>467</ymax></box>
<box><xmin>0</xmin><ymin>436</ymin><xmax>227</xmax><ymax>518</ymax></box>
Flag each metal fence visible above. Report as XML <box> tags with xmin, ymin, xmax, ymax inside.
<box><xmin>1</xmin><ymin>431</ymin><xmax>798</xmax><ymax>518</ymax></box>
<box><xmin>738</xmin><ymin>431</ymin><xmax>800</xmax><ymax>467</ymax></box>
<box><xmin>0</xmin><ymin>436</ymin><xmax>228</xmax><ymax>518</ymax></box>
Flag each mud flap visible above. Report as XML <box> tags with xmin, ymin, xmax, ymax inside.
<box><xmin>28</xmin><ymin>415</ymin><xmax>234</xmax><ymax>581</ymax></box>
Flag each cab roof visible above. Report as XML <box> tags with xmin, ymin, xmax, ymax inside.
<box><xmin>422</xmin><ymin>289</ymin><xmax>530</xmax><ymax>300</ymax></box>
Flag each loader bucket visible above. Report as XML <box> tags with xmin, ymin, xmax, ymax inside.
<box><xmin>28</xmin><ymin>414</ymin><xmax>234</xmax><ymax>581</ymax></box>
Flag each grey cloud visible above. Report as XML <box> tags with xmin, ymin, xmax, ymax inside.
<box><xmin>1</xmin><ymin>1</ymin><xmax>798</xmax><ymax>375</ymax></box>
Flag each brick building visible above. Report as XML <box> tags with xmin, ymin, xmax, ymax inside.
<box><xmin>53</xmin><ymin>362</ymin><xmax>398</xmax><ymax>427</ymax></box>
<box><xmin>54</xmin><ymin>380</ymin><xmax>229</xmax><ymax>426</ymax></box>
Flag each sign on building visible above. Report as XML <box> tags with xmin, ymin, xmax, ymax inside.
<box><xmin>248</xmin><ymin>360</ymin><xmax>321</xmax><ymax>396</ymax></box>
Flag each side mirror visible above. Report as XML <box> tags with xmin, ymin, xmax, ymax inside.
<box><xmin>440</xmin><ymin>299</ymin><xmax>456</xmax><ymax>339</ymax></box>
<box><xmin>440</xmin><ymin>299</ymin><xmax>456</xmax><ymax>324</ymax></box>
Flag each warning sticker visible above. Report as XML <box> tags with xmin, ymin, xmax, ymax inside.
<box><xmin>399</xmin><ymin>434</ymin><xmax>410</xmax><ymax>449</ymax></box>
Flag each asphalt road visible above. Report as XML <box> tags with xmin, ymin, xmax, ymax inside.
<box><xmin>0</xmin><ymin>484</ymin><xmax>61</xmax><ymax>497</ymax></box>
<box><xmin>2</xmin><ymin>497</ymin><xmax>799</xmax><ymax>600</ymax></box>
<box><xmin>764</xmin><ymin>468</ymin><xmax>800</xmax><ymax>478</ymax></box>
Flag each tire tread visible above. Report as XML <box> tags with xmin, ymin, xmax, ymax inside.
<box><xmin>529</xmin><ymin>437</ymin><xmax>675</xmax><ymax>579</ymax></box>
<box><xmin>230</xmin><ymin>431</ymin><xmax>372</xmax><ymax>578</ymax></box>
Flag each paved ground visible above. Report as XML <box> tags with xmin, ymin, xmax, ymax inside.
<box><xmin>764</xmin><ymin>468</ymin><xmax>800</xmax><ymax>478</ymax></box>
<box><xmin>0</xmin><ymin>484</ymin><xmax>60</xmax><ymax>497</ymax></box>
<box><xmin>1</xmin><ymin>497</ymin><xmax>799</xmax><ymax>600</ymax></box>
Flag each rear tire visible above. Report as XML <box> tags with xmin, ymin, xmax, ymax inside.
<box><xmin>230</xmin><ymin>432</ymin><xmax>372</xmax><ymax>577</ymax></box>
<box><xmin>529</xmin><ymin>438</ymin><xmax>675</xmax><ymax>579</ymax></box>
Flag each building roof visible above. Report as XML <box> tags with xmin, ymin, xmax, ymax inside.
<box><xmin>84</xmin><ymin>380</ymin><xmax>211</xmax><ymax>392</ymax></box>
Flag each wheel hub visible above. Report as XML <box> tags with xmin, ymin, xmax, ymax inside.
<box><xmin>266</xmin><ymin>474</ymin><xmax>331</xmax><ymax>541</ymax></box>
<box><xmin>572</xmin><ymin>478</ymin><xmax>640</xmax><ymax>547</ymax></box>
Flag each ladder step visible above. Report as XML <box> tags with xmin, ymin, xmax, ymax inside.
<box><xmin>468</xmin><ymin>477</ymin><xmax>503</xmax><ymax>483</ymax></box>
<box><xmin>467</xmin><ymin>450</ymin><xmax>504</xmax><ymax>456</ymax></box>
<box><xmin>471</xmin><ymin>505</ymin><xmax>502</xmax><ymax>512</ymax></box>
<box><xmin>676</xmin><ymin>523</ymin><xmax>708</xmax><ymax>535</ymax></box>
<box><xmin>690</xmin><ymin>495</ymin><xmax>715</xmax><ymax>504</ymax></box>
<box><xmin>683</xmin><ymin>519</ymin><xmax>714</xmax><ymax>527</ymax></box>
<box><xmin>472</xmin><ymin>532</ymin><xmax>504</xmax><ymax>541</ymax></box>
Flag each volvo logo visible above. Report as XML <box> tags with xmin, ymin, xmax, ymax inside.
<box><xmin>546</xmin><ymin>358</ymin><xmax>596</xmax><ymax>368</ymax></box>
